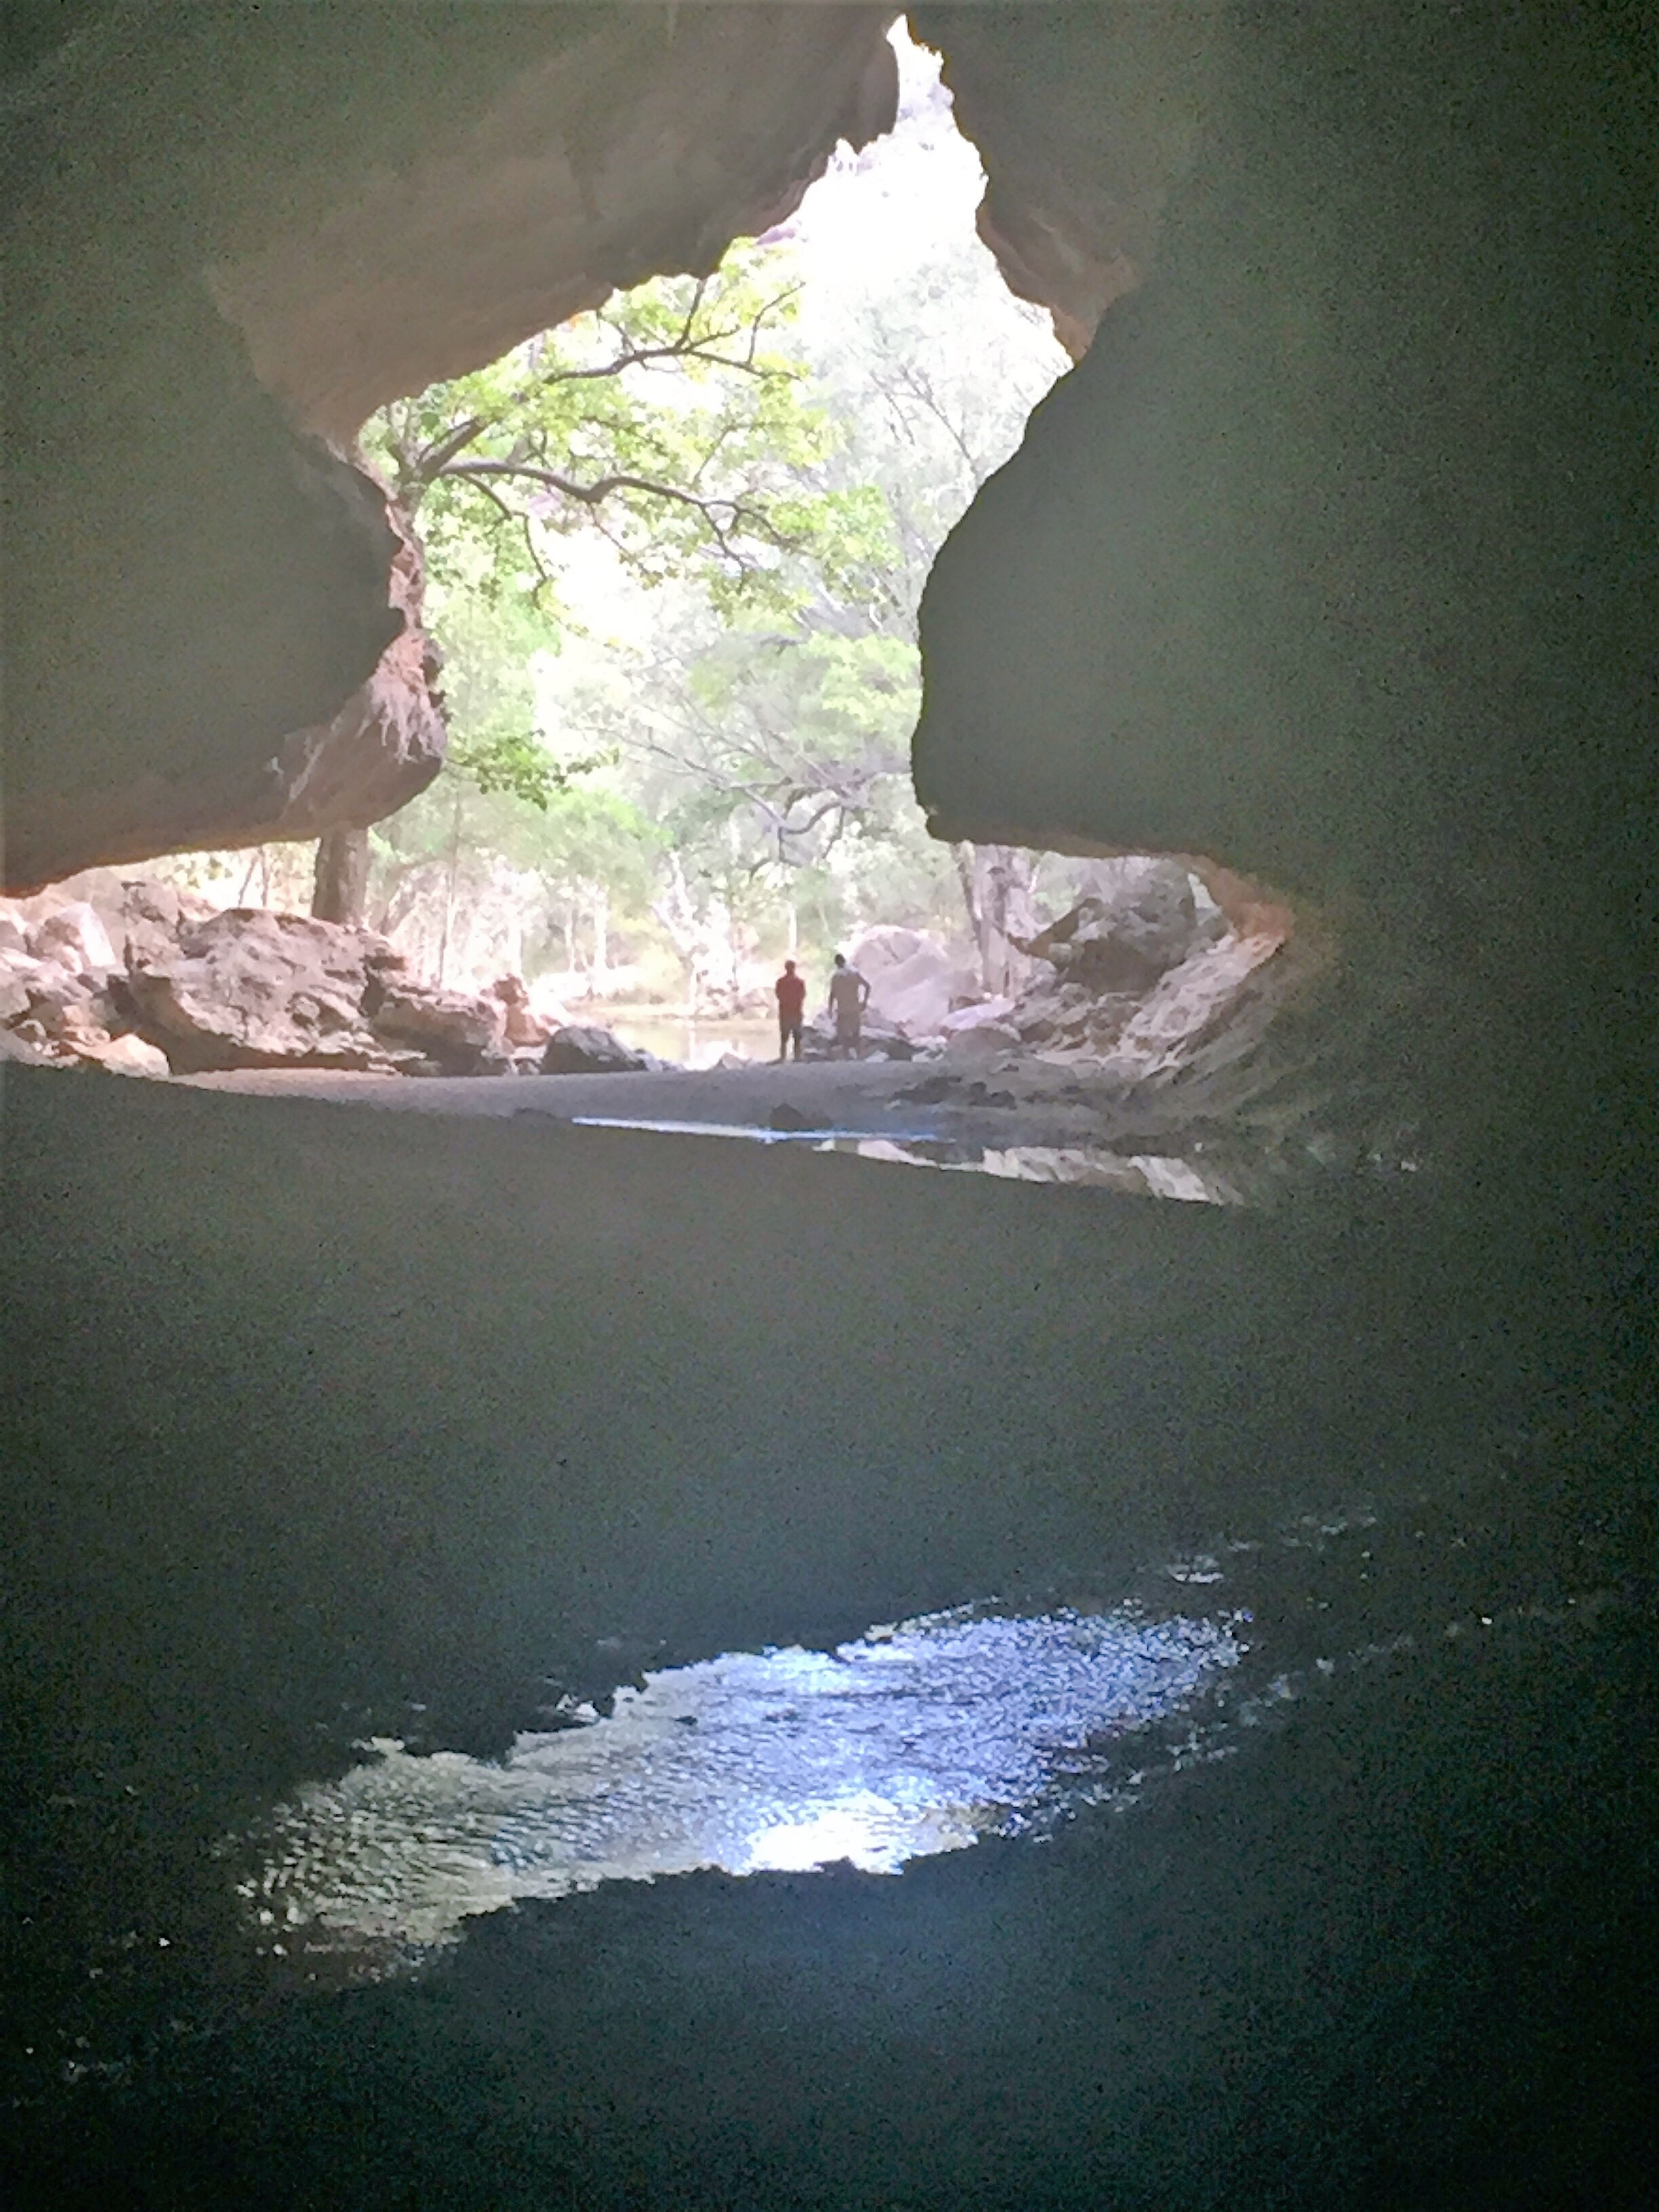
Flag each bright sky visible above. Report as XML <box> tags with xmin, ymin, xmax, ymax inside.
<box><xmin>779</xmin><ymin>23</ymin><xmax>995</xmax><ymax>306</ymax></box>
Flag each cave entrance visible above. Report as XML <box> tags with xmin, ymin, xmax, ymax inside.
<box><xmin>3</xmin><ymin>22</ymin><xmax>1298</xmax><ymax>1199</ymax></box>
<box><xmin>192</xmin><ymin>26</ymin><xmax>1077</xmax><ymax>1022</ymax></box>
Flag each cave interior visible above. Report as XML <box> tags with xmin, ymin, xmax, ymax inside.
<box><xmin>3</xmin><ymin>5</ymin><xmax>1656</xmax><ymax>2207</ymax></box>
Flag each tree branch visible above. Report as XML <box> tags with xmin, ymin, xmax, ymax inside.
<box><xmin>441</xmin><ymin>458</ymin><xmax>794</xmax><ymax>565</ymax></box>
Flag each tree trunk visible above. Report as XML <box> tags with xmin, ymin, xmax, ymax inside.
<box><xmin>590</xmin><ymin>884</ymin><xmax>609</xmax><ymax>994</ymax></box>
<box><xmin>435</xmin><ymin>787</ymin><xmax>464</xmax><ymax>985</ymax></box>
<box><xmin>312</xmin><ymin>827</ymin><xmax>370</xmax><ymax>926</ymax></box>
<box><xmin>951</xmin><ymin>841</ymin><xmax>981</xmax><ymax>958</ymax></box>
<box><xmin>957</xmin><ymin>842</ymin><xmax>1038</xmax><ymax>996</ymax></box>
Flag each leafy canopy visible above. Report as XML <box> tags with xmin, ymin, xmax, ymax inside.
<box><xmin>363</xmin><ymin>245</ymin><xmax>845</xmax><ymax>621</ymax></box>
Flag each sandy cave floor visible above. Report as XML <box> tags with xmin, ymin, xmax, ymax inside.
<box><xmin>178</xmin><ymin>1053</ymin><xmax>1166</xmax><ymax>1157</ymax></box>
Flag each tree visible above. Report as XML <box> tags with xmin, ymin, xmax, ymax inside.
<box><xmin>318</xmin><ymin>247</ymin><xmax>844</xmax><ymax>926</ymax></box>
<box><xmin>365</xmin><ymin>245</ymin><xmax>843</xmax><ymax>610</ymax></box>
<box><xmin>346</xmin><ymin>135</ymin><xmax>1069</xmax><ymax>986</ymax></box>
<box><xmin>529</xmin><ymin>224</ymin><xmax>1068</xmax><ymax>986</ymax></box>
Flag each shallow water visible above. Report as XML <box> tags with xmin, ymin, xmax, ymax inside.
<box><xmin>239</xmin><ymin>1605</ymin><xmax>1242</xmax><ymax>1967</ymax></box>
<box><xmin>602</xmin><ymin>1013</ymin><xmax>779</xmax><ymax>1069</ymax></box>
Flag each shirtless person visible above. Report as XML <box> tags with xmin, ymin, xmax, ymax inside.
<box><xmin>825</xmin><ymin>952</ymin><xmax>871</xmax><ymax>1059</ymax></box>
<box><xmin>775</xmin><ymin>958</ymin><xmax>806</xmax><ymax>1061</ymax></box>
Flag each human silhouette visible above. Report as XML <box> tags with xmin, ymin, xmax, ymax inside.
<box><xmin>826</xmin><ymin>952</ymin><xmax>871</xmax><ymax>1059</ymax></box>
<box><xmin>774</xmin><ymin>958</ymin><xmax>806</xmax><ymax>1061</ymax></box>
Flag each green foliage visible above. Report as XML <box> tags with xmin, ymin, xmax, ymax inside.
<box><xmin>359</xmin><ymin>170</ymin><xmax>1066</xmax><ymax>989</ymax></box>
<box><xmin>447</xmin><ymin>727</ymin><xmax>613</xmax><ymax>813</ymax></box>
<box><xmin>363</xmin><ymin>245</ymin><xmax>836</xmax><ymax>617</ymax></box>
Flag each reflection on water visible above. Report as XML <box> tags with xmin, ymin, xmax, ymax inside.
<box><xmin>565</xmin><ymin>1118</ymin><xmax>1246</xmax><ymax>1202</ymax></box>
<box><xmin>241</xmin><ymin>1607</ymin><xmax>1242</xmax><ymax>1965</ymax></box>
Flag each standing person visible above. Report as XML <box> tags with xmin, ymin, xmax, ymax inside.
<box><xmin>774</xmin><ymin>958</ymin><xmax>806</xmax><ymax>1062</ymax></box>
<box><xmin>826</xmin><ymin>951</ymin><xmax>871</xmax><ymax>1059</ymax></box>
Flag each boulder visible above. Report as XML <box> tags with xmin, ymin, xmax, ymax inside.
<box><xmin>939</xmin><ymin>998</ymin><xmax>1016</xmax><ymax>1036</ymax></box>
<box><xmin>8</xmin><ymin>893</ymin><xmax>515</xmax><ymax>1078</ymax></box>
<box><xmin>540</xmin><ymin>1025</ymin><xmax>655</xmax><ymax>1076</ymax></box>
<box><xmin>942</xmin><ymin>1021</ymin><xmax>1023</xmax><ymax>1062</ymax></box>
<box><xmin>16</xmin><ymin>958</ymin><xmax>98</xmax><ymax>1029</ymax></box>
<box><xmin>842</xmin><ymin>925</ymin><xmax>928</xmax><ymax>980</ymax></box>
<box><xmin>1099</xmin><ymin>930</ymin><xmax>1290</xmax><ymax>1087</ymax></box>
<box><xmin>371</xmin><ymin>985</ymin><xmax>504</xmax><ymax>1069</ymax></box>
<box><xmin>39</xmin><ymin>1000</ymin><xmax>110</xmax><ymax>1049</ymax></box>
<box><xmin>1008</xmin><ymin>979</ymin><xmax>1141</xmax><ymax>1058</ymax></box>
<box><xmin>797</xmin><ymin>1011</ymin><xmax>918</xmax><ymax>1064</ymax></box>
<box><xmin>72</xmin><ymin>1033</ymin><xmax>171</xmax><ymax>1079</ymax></box>
<box><xmin>28</xmin><ymin>901</ymin><xmax>117</xmax><ymax>977</ymax></box>
<box><xmin>489</xmin><ymin>975</ymin><xmax>553</xmax><ymax>1050</ymax></box>
<box><xmin>113</xmin><ymin>878</ymin><xmax>211</xmax><ymax>971</ymax></box>
<box><xmin>844</xmin><ymin>927</ymin><xmax>980</xmax><ymax>1038</ymax></box>
<box><xmin>1013</xmin><ymin>863</ymin><xmax>1216</xmax><ymax>994</ymax></box>
<box><xmin>128</xmin><ymin>908</ymin><xmax>403</xmax><ymax>1074</ymax></box>
<box><xmin>1</xmin><ymin>871</ymin><xmax>210</xmax><ymax>981</ymax></box>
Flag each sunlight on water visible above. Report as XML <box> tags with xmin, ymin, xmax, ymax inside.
<box><xmin>242</xmin><ymin>1607</ymin><xmax>1242</xmax><ymax>1964</ymax></box>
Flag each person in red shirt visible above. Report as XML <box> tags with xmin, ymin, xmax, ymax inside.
<box><xmin>774</xmin><ymin>958</ymin><xmax>806</xmax><ymax>1061</ymax></box>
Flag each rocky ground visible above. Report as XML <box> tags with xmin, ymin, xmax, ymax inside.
<box><xmin>3</xmin><ymin>857</ymin><xmax>1294</xmax><ymax>1096</ymax></box>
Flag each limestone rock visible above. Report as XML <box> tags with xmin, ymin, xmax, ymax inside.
<box><xmin>939</xmin><ymin>998</ymin><xmax>1017</xmax><ymax>1037</ymax></box>
<box><xmin>943</xmin><ymin>1021</ymin><xmax>1023</xmax><ymax>1062</ymax></box>
<box><xmin>1015</xmin><ymin>863</ymin><xmax>1213</xmax><ymax>995</ymax></box>
<box><xmin>797</xmin><ymin>1012</ymin><xmax>918</xmax><ymax>1064</ymax></box>
<box><xmin>112</xmin><ymin>878</ymin><xmax>213</xmax><ymax>971</ymax></box>
<box><xmin>15</xmin><ymin>958</ymin><xmax>98</xmax><ymax>1029</ymax></box>
<box><xmin>845</xmin><ymin>926</ymin><xmax>981</xmax><ymax>1040</ymax></box>
<box><xmin>9</xmin><ymin>888</ymin><xmax>514</xmax><ymax>1078</ymax></box>
<box><xmin>39</xmin><ymin>1000</ymin><xmax>110</xmax><ymax>1049</ymax></box>
<box><xmin>1099</xmin><ymin>930</ymin><xmax>1291</xmax><ymax>1089</ymax></box>
<box><xmin>844</xmin><ymin>924</ymin><xmax>927</xmax><ymax>969</ymax></box>
<box><xmin>540</xmin><ymin>1025</ymin><xmax>655</xmax><ymax>1076</ymax></box>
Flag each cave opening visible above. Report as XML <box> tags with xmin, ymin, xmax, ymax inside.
<box><xmin>3</xmin><ymin>20</ymin><xmax>1307</xmax><ymax>1203</ymax></box>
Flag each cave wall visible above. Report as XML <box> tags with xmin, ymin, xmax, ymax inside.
<box><xmin>915</xmin><ymin>2</ymin><xmax>1220</xmax><ymax>356</ymax></box>
<box><xmin>3</xmin><ymin>3</ymin><xmax>899</xmax><ymax>890</ymax></box>
<box><xmin>915</xmin><ymin>1</ymin><xmax>1658</xmax><ymax>1183</ymax></box>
